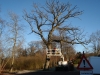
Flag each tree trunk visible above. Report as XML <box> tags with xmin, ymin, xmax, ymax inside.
<box><xmin>44</xmin><ymin>44</ymin><xmax>51</xmax><ymax>70</ymax></box>
<box><xmin>10</xmin><ymin>43</ymin><xmax>16</xmax><ymax>72</ymax></box>
<box><xmin>44</xmin><ymin>56</ymin><xmax>50</xmax><ymax>70</ymax></box>
<box><xmin>10</xmin><ymin>50</ymin><xmax>15</xmax><ymax>72</ymax></box>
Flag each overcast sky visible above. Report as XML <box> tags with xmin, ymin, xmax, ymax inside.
<box><xmin>0</xmin><ymin>0</ymin><xmax>100</xmax><ymax>52</ymax></box>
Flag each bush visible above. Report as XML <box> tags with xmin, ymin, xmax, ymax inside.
<box><xmin>73</xmin><ymin>59</ymin><xmax>80</xmax><ymax>64</ymax></box>
<box><xmin>5</xmin><ymin>54</ymin><xmax>46</xmax><ymax>71</ymax></box>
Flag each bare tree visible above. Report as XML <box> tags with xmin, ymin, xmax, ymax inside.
<box><xmin>0</xmin><ymin>8</ymin><xmax>5</xmax><ymax>37</ymax></box>
<box><xmin>28</xmin><ymin>41</ymin><xmax>37</xmax><ymax>56</ymax></box>
<box><xmin>0</xmin><ymin>8</ymin><xmax>5</xmax><ymax>53</ymax></box>
<box><xmin>53</xmin><ymin>26</ymin><xmax>87</xmax><ymax>61</ymax></box>
<box><xmin>28</xmin><ymin>41</ymin><xmax>45</xmax><ymax>56</ymax></box>
<box><xmin>24</xmin><ymin>0</ymin><xmax>85</xmax><ymax>69</ymax></box>
<box><xmin>0</xmin><ymin>8</ymin><xmax>7</xmax><ymax>74</ymax></box>
<box><xmin>90</xmin><ymin>30</ymin><xmax>100</xmax><ymax>56</ymax></box>
<box><xmin>7</xmin><ymin>12</ymin><xmax>24</xmax><ymax>72</ymax></box>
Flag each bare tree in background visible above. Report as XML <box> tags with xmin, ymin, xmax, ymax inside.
<box><xmin>24</xmin><ymin>0</ymin><xmax>87</xmax><ymax>69</ymax></box>
<box><xmin>7</xmin><ymin>12</ymin><xmax>24</xmax><ymax>72</ymax></box>
<box><xmin>0</xmin><ymin>8</ymin><xmax>5</xmax><ymax>37</ymax></box>
<box><xmin>0</xmin><ymin>8</ymin><xmax>7</xmax><ymax>74</ymax></box>
<box><xmin>90</xmin><ymin>30</ymin><xmax>100</xmax><ymax>56</ymax></box>
<box><xmin>54</xmin><ymin>26</ymin><xmax>87</xmax><ymax>61</ymax></box>
<box><xmin>0</xmin><ymin>8</ymin><xmax>4</xmax><ymax>59</ymax></box>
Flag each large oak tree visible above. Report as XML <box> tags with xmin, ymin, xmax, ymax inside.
<box><xmin>24</xmin><ymin>0</ymin><xmax>86</xmax><ymax>69</ymax></box>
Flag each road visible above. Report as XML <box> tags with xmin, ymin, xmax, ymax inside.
<box><xmin>2</xmin><ymin>71</ymin><xmax>99</xmax><ymax>75</ymax></box>
<box><xmin>16</xmin><ymin>71</ymin><xmax>80</xmax><ymax>75</ymax></box>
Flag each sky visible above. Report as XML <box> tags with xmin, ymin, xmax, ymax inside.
<box><xmin>0</xmin><ymin>0</ymin><xmax>100</xmax><ymax>52</ymax></box>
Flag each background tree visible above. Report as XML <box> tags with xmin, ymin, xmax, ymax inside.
<box><xmin>6</xmin><ymin>12</ymin><xmax>24</xmax><ymax>72</ymax></box>
<box><xmin>24</xmin><ymin>0</ymin><xmax>86</xmax><ymax>69</ymax></box>
<box><xmin>0</xmin><ymin>8</ymin><xmax>7</xmax><ymax>74</ymax></box>
<box><xmin>28</xmin><ymin>41</ymin><xmax>43</xmax><ymax>56</ymax></box>
<box><xmin>0</xmin><ymin>7</ymin><xmax>5</xmax><ymax>37</ymax></box>
<box><xmin>90</xmin><ymin>30</ymin><xmax>100</xmax><ymax>56</ymax></box>
<box><xmin>0</xmin><ymin>8</ymin><xmax>5</xmax><ymax>57</ymax></box>
<box><xmin>51</xmin><ymin>34</ymin><xmax>76</xmax><ymax>61</ymax></box>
